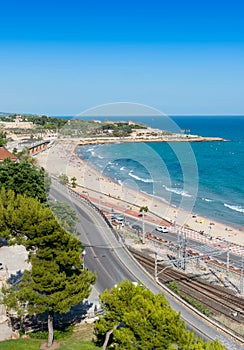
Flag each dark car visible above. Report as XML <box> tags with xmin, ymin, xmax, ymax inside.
<box><xmin>132</xmin><ymin>224</ymin><xmax>142</xmax><ymax>232</ymax></box>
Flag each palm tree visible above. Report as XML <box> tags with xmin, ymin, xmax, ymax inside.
<box><xmin>17</xmin><ymin>147</ymin><xmax>37</xmax><ymax>165</ymax></box>
<box><xmin>71</xmin><ymin>176</ymin><xmax>77</xmax><ymax>188</ymax></box>
<box><xmin>139</xmin><ymin>206</ymin><xmax>148</xmax><ymax>244</ymax></box>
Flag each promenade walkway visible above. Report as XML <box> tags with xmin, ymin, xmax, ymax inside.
<box><xmin>85</xmin><ymin>192</ymin><xmax>244</xmax><ymax>258</ymax></box>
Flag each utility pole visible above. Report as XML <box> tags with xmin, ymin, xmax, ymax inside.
<box><xmin>177</xmin><ymin>232</ymin><xmax>182</xmax><ymax>269</ymax></box>
<box><xmin>154</xmin><ymin>252</ymin><xmax>158</xmax><ymax>281</ymax></box>
<box><xmin>182</xmin><ymin>232</ymin><xmax>187</xmax><ymax>271</ymax></box>
<box><xmin>154</xmin><ymin>252</ymin><xmax>171</xmax><ymax>281</ymax></box>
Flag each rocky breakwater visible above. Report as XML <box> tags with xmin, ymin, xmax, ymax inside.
<box><xmin>78</xmin><ymin>134</ymin><xmax>226</xmax><ymax>146</ymax></box>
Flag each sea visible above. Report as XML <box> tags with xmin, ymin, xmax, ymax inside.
<box><xmin>73</xmin><ymin>116</ymin><xmax>244</xmax><ymax>229</ymax></box>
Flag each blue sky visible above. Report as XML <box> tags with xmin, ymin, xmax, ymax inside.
<box><xmin>0</xmin><ymin>0</ymin><xmax>244</xmax><ymax>115</ymax></box>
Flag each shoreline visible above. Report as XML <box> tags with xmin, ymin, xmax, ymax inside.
<box><xmin>35</xmin><ymin>139</ymin><xmax>244</xmax><ymax>247</ymax></box>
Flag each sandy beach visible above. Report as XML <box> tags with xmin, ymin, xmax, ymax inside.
<box><xmin>35</xmin><ymin>140</ymin><xmax>244</xmax><ymax>248</ymax></box>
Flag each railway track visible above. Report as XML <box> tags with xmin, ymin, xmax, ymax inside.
<box><xmin>129</xmin><ymin>248</ymin><xmax>244</xmax><ymax>326</ymax></box>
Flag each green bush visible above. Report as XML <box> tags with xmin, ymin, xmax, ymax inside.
<box><xmin>182</xmin><ymin>296</ymin><xmax>210</xmax><ymax>316</ymax></box>
<box><xmin>28</xmin><ymin>325</ymin><xmax>74</xmax><ymax>340</ymax></box>
<box><xmin>167</xmin><ymin>281</ymin><xmax>179</xmax><ymax>294</ymax></box>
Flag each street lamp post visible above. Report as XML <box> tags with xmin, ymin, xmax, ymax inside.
<box><xmin>142</xmin><ymin>211</ymin><xmax>145</xmax><ymax>244</ymax></box>
<box><xmin>139</xmin><ymin>206</ymin><xmax>148</xmax><ymax>244</ymax></box>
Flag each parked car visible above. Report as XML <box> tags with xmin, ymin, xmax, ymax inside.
<box><xmin>111</xmin><ymin>213</ymin><xmax>123</xmax><ymax>219</ymax></box>
<box><xmin>111</xmin><ymin>214</ymin><xmax>124</xmax><ymax>223</ymax></box>
<box><xmin>156</xmin><ymin>226</ymin><xmax>168</xmax><ymax>233</ymax></box>
<box><xmin>132</xmin><ymin>224</ymin><xmax>142</xmax><ymax>232</ymax></box>
<box><xmin>114</xmin><ymin>218</ymin><xmax>124</xmax><ymax>224</ymax></box>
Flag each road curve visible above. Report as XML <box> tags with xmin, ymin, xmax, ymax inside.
<box><xmin>49</xmin><ymin>182</ymin><xmax>243</xmax><ymax>350</ymax></box>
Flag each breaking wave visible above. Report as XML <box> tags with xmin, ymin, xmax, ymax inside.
<box><xmin>129</xmin><ymin>172</ymin><xmax>154</xmax><ymax>183</ymax></box>
<box><xmin>163</xmin><ymin>185</ymin><xmax>192</xmax><ymax>198</ymax></box>
<box><xmin>224</xmin><ymin>204</ymin><xmax>244</xmax><ymax>213</ymax></box>
<box><xmin>202</xmin><ymin>197</ymin><xmax>213</xmax><ymax>202</ymax></box>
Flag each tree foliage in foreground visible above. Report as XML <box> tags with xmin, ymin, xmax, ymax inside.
<box><xmin>0</xmin><ymin>130</ymin><xmax>7</xmax><ymax>146</ymax></box>
<box><xmin>49</xmin><ymin>200</ymin><xmax>79</xmax><ymax>235</ymax></box>
<box><xmin>0</xmin><ymin>188</ymin><xmax>96</xmax><ymax>347</ymax></box>
<box><xmin>0</xmin><ymin>159</ymin><xmax>49</xmax><ymax>202</ymax></box>
<box><xmin>95</xmin><ymin>280</ymin><xmax>225</xmax><ymax>350</ymax></box>
<box><xmin>58</xmin><ymin>173</ymin><xmax>69</xmax><ymax>185</ymax></box>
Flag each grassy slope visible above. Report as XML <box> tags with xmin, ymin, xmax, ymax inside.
<box><xmin>0</xmin><ymin>324</ymin><xmax>101</xmax><ymax>350</ymax></box>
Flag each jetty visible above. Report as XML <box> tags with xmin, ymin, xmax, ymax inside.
<box><xmin>77</xmin><ymin>134</ymin><xmax>226</xmax><ymax>146</ymax></box>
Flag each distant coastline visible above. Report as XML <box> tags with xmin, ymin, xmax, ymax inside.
<box><xmin>77</xmin><ymin>135</ymin><xmax>226</xmax><ymax>146</ymax></box>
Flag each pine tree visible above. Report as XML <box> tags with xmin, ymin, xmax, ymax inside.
<box><xmin>4</xmin><ymin>233</ymin><xmax>96</xmax><ymax>347</ymax></box>
<box><xmin>0</xmin><ymin>159</ymin><xmax>49</xmax><ymax>202</ymax></box>
<box><xmin>0</xmin><ymin>189</ymin><xmax>96</xmax><ymax>347</ymax></box>
<box><xmin>95</xmin><ymin>280</ymin><xmax>225</xmax><ymax>350</ymax></box>
<box><xmin>49</xmin><ymin>200</ymin><xmax>79</xmax><ymax>235</ymax></box>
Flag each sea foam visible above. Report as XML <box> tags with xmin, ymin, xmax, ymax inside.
<box><xmin>224</xmin><ymin>204</ymin><xmax>244</xmax><ymax>214</ymax></box>
<box><xmin>129</xmin><ymin>172</ymin><xmax>154</xmax><ymax>183</ymax></box>
<box><xmin>163</xmin><ymin>185</ymin><xmax>192</xmax><ymax>198</ymax></box>
<box><xmin>202</xmin><ymin>197</ymin><xmax>213</xmax><ymax>202</ymax></box>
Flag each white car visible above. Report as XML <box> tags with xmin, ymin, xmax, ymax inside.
<box><xmin>111</xmin><ymin>214</ymin><xmax>124</xmax><ymax>224</ymax></box>
<box><xmin>156</xmin><ymin>226</ymin><xmax>169</xmax><ymax>233</ymax></box>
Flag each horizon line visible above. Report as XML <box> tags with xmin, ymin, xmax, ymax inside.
<box><xmin>1</xmin><ymin>112</ymin><xmax>244</xmax><ymax>117</ymax></box>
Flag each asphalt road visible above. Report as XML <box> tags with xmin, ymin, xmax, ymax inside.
<box><xmin>120</xmin><ymin>215</ymin><xmax>242</xmax><ymax>269</ymax></box>
<box><xmin>49</xmin><ymin>182</ymin><xmax>243</xmax><ymax>350</ymax></box>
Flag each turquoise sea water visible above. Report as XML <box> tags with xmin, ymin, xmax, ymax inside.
<box><xmin>76</xmin><ymin>116</ymin><xmax>244</xmax><ymax>229</ymax></box>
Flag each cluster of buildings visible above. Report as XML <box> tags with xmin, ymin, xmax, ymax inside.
<box><xmin>0</xmin><ymin>115</ymin><xmax>34</xmax><ymax>130</ymax></box>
